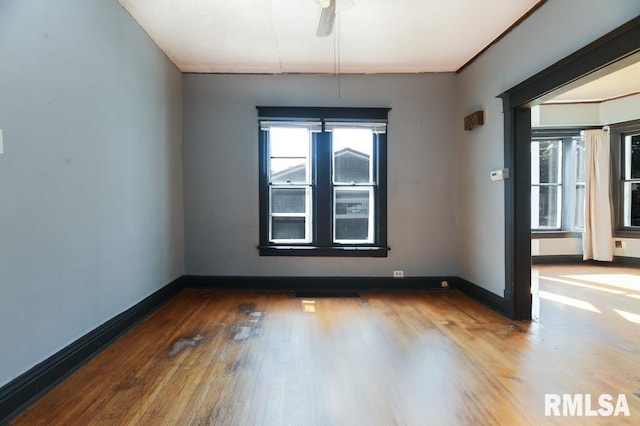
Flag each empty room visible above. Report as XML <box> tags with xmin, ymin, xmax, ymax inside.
<box><xmin>1</xmin><ymin>0</ymin><xmax>640</xmax><ymax>424</ymax></box>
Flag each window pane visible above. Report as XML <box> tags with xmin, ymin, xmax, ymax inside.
<box><xmin>575</xmin><ymin>184</ymin><xmax>585</xmax><ymax>229</ymax></box>
<box><xmin>269</xmin><ymin>127</ymin><xmax>311</xmax><ymax>157</ymax></box>
<box><xmin>625</xmin><ymin>134</ymin><xmax>640</xmax><ymax>180</ymax></box>
<box><xmin>269</xmin><ymin>126</ymin><xmax>310</xmax><ymax>183</ymax></box>
<box><xmin>531</xmin><ymin>140</ymin><xmax>562</xmax><ymax>184</ymax></box>
<box><xmin>333</xmin><ymin>128</ymin><xmax>373</xmax><ymax>183</ymax></box>
<box><xmin>531</xmin><ymin>185</ymin><xmax>561</xmax><ymax>229</ymax></box>
<box><xmin>270</xmin><ymin>159</ymin><xmax>307</xmax><ymax>183</ymax></box>
<box><xmin>272</xmin><ymin>217</ymin><xmax>306</xmax><ymax>240</ymax></box>
<box><xmin>271</xmin><ymin>188</ymin><xmax>306</xmax><ymax>213</ymax></box>
<box><xmin>334</xmin><ymin>189</ymin><xmax>372</xmax><ymax>242</ymax></box>
<box><xmin>623</xmin><ymin>182</ymin><xmax>640</xmax><ymax>227</ymax></box>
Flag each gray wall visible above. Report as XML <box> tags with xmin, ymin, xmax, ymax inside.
<box><xmin>183</xmin><ymin>73</ymin><xmax>458</xmax><ymax>277</ymax></box>
<box><xmin>0</xmin><ymin>0</ymin><xmax>184</xmax><ymax>386</ymax></box>
<box><xmin>456</xmin><ymin>0</ymin><xmax>640</xmax><ymax>296</ymax></box>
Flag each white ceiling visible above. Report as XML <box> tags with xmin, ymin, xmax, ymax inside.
<box><xmin>545</xmin><ymin>60</ymin><xmax>640</xmax><ymax>103</ymax></box>
<box><xmin>119</xmin><ymin>0</ymin><xmax>543</xmax><ymax>74</ymax></box>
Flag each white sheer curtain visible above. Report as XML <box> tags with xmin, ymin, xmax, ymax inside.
<box><xmin>582</xmin><ymin>129</ymin><xmax>613</xmax><ymax>261</ymax></box>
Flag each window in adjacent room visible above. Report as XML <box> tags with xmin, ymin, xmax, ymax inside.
<box><xmin>531</xmin><ymin>138</ymin><xmax>563</xmax><ymax>230</ymax></box>
<box><xmin>531</xmin><ymin>129</ymin><xmax>586</xmax><ymax>232</ymax></box>
<box><xmin>621</xmin><ymin>132</ymin><xmax>640</xmax><ymax>228</ymax></box>
<box><xmin>257</xmin><ymin>107</ymin><xmax>389</xmax><ymax>256</ymax></box>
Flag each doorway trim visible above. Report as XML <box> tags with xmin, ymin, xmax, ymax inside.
<box><xmin>499</xmin><ymin>16</ymin><xmax>640</xmax><ymax>320</ymax></box>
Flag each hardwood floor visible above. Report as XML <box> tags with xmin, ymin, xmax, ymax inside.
<box><xmin>9</xmin><ymin>284</ymin><xmax>640</xmax><ymax>425</ymax></box>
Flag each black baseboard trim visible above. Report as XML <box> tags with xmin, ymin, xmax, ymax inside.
<box><xmin>532</xmin><ymin>255</ymin><xmax>585</xmax><ymax>265</ymax></box>
<box><xmin>0</xmin><ymin>276</ymin><xmax>186</xmax><ymax>425</ymax></box>
<box><xmin>612</xmin><ymin>256</ymin><xmax>640</xmax><ymax>267</ymax></box>
<box><xmin>453</xmin><ymin>278</ymin><xmax>505</xmax><ymax>315</ymax></box>
<box><xmin>532</xmin><ymin>255</ymin><xmax>640</xmax><ymax>267</ymax></box>
<box><xmin>184</xmin><ymin>275</ymin><xmax>454</xmax><ymax>292</ymax></box>
<box><xmin>185</xmin><ymin>275</ymin><xmax>510</xmax><ymax>315</ymax></box>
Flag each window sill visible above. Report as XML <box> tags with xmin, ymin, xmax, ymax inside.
<box><xmin>258</xmin><ymin>245</ymin><xmax>390</xmax><ymax>257</ymax></box>
<box><xmin>531</xmin><ymin>231</ymin><xmax>582</xmax><ymax>239</ymax></box>
<box><xmin>614</xmin><ymin>230</ymin><xmax>640</xmax><ymax>239</ymax></box>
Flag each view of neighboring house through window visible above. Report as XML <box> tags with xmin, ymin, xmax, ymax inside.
<box><xmin>622</xmin><ymin>132</ymin><xmax>640</xmax><ymax>227</ymax></box>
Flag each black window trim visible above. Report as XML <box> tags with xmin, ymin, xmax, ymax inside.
<box><xmin>611</xmin><ymin>118</ymin><xmax>640</xmax><ymax>237</ymax></box>
<box><xmin>257</xmin><ymin>106</ymin><xmax>390</xmax><ymax>257</ymax></box>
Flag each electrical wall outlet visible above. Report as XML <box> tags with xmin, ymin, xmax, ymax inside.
<box><xmin>393</xmin><ymin>270</ymin><xmax>404</xmax><ymax>278</ymax></box>
<box><xmin>441</xmin><ymin>281</ymin><xmax>449</xmax><ymax>288</ymax></box>
<box><xmin>615</xmin><ymin>240</ymin><xmax>625</xmax><ymax>249</ymax></box>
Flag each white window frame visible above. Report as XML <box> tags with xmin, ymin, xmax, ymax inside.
<box><xmin>531</xmin><ymin>139</ymin><xmax>563</xmax><ymax>230</ymax></box>
<box><xmin>266</xmin><ymin>124</ymin><xmax>317</xmax><ymax>244</ymax></box>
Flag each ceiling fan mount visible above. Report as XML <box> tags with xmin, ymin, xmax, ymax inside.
<box><xmin>316</xmin><ymin>0</ymin><xmax>354</xmax><ymax>37</ymax></box>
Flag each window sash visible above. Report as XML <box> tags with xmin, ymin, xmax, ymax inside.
<box><xmin>622</xmin><ymin>180</ymin><xmax>640</xmax><ymax>228</ymax></box>
<box><xmin>333</xmin><ymin>186</ymin><xmax>375</xmax><ymax>244</ymax></box>
<box><xmin>266</xmin><ymin>125</ymin><xmax>313</xmax><ymax>243</ymax></box>
<box><xmin>531</xmin><ymin>183</ymin><xmax>562</xmax><ymax>229</ymax></box>
<box><xmin>573</xmin><ymin>137</ymin><xmax>585</xmax><ymax>230</ymax></box>
<box><xmin>531</xmin><ymin>138</ymin><xmax>563</xmax><ymax>230</ymax></box>
<box><xmin>621</xmin><ymin>133</ymin><xmax>640</xmax><ymax>228</ymax></box>
<box><xmin>332</xmin><ymin>128</ymin><xmax>376</xmax><ymax>185</ymax></box>
<box><xmin>269</xmin><ymin>185</ymin><xmax>312</xmax><ymax>243</ymax></box>
<box><xmin>531</xmin><ymin>139</ymin><xmax>563</xmax><ymax>184</ymax></box>
<box><xmin>624</xmin><ymin>134</ymin><xmax>640</xmax><ymax>180</ymax></box>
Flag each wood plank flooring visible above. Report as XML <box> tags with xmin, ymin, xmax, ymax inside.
<box><xmin>9</xmin><ymin>283</ymin><xmax>640</xmax><ymax>425</ymax></box>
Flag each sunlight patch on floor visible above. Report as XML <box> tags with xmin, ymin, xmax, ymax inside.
<box><xmin>562</xmin><ymin>274</ymin><xmax>640</xmax><ymax>292</ymax></box>
<box><xmin>614</xmin><ymin>309</ymin><xmax>640</xmax><ymax>324</ymax></box>
<box><xmin>540</xmin><ymin>276</ymin><xmax>625</xmax><ymax>294</ymax></box>
<box><xmin>539</xmin><ymin>290</ymin><xmax>601</xmax><ymax>313</ymax></box>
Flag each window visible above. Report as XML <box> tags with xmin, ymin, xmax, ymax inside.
<box><xmin>267</xmin><ymin>126</ymin><xmax>314</xmax><ymax>243</ymax></box>
<box><xmin>258</xmin><ymin>107</ymin><xmax>389</xmax><ymax>256</ymax></box>
<box><xmin>611</xmin><ymin>120</ymin><xmax>640</xmax><ymax>234</ymax></box>
<box><xmin>531</xmin><ymin>139</ymin><xmax>562</xmax><ymax>229</ymax></box>
<box><xmin>622</xmin><ymin>132</ymin><xmax>640</xmax><ymax>227</ymax></box>
<box><xmin>531</xmin><ymin>129</ymin><xmax>586</xmax><ymax>232</ymax></box>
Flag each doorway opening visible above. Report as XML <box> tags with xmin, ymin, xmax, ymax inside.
<box><xmin>529</xmin><ymin>51</ymin><xmax>640</xmax><ymax>322</ymax></box>
<box><xmin>500</xmin><ymin>16</ymin><xmax>640</xmax><ymax>320</ymax></box>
